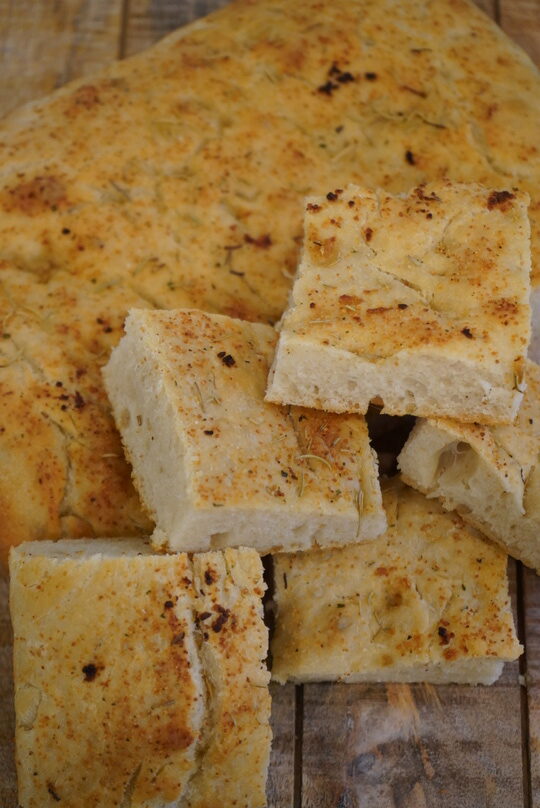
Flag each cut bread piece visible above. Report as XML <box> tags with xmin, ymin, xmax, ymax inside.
<box><xmin>182</xmin><ymin>551</ymin><xmax>271</xmax><ymax>808</ymax></box>
<box><xmin>9</xmin><ymin>540</ymin><xmax>270</xmax><ymax>808</ymax></box>
<box><xmin>103</xmin><ymin>308</ymin><xmax>385</xmax><ymax>554</ymax></box>
<box><xmin>271</xmin><ymin>479</ymin><xmax>521</xmax><ymax>685</ymax></box>
<box><xmin>398</xmin><ymin>359</ymin><xmax>540</xmax><ymax>572</ymax></box>
<box><xmin>266</xmin><ymin>182</ymin><xmax>531</xmax><ymax>424</ymax></box>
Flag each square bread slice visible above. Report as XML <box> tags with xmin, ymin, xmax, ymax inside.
<box><xmin>271</xmin><ymin>479</ymin><xmax>521</xmax><ymax>685</ymax></box>
<box><xmin>266</xmin><ymin>182</ymin><xmax>531</xmax><ymax>424</ymax></box>
<box><xmin>398</xmin><ymin>359</ymin><xmax>540</xmax><ymax>572</ymax></box>
<box><xmin>10</xmin><ymin>540</ymin><xmax>270</xmax><ymax>808</ymax></box>
<box><xmin>103</xmin><ymin>308</ymin><xmax>385</xmax><ymax>554</ymax></box>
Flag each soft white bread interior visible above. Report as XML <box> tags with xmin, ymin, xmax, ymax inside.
<box><xmin>271</xmin><ymin>479</ymin><xmax>521</xmax><ymax>685</ymax></box>
<box><xmin>103</xmin><ymin>308</ymin><xmax>385</xmax><ymax>555</ymax></box>
<box><xmin>9</xmin><ymin>540</ymin><xmax>270</xmax><ymax>808</ymax></box>
<box><xmin>266</xmin><ymin>182</ymin><xmax>531</xmax><ymax>424</ymax></box>
<box><xmin>398</xmin><ymin>359</ymin><xmax>540</xmax><ymax>572</ymax></box>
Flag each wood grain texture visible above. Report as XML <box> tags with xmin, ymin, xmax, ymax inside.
<box><xmin>122</xmin><ymin>0</ymin><xmax>230</xmax><ymax>56</ymax></box>
<box><xmin>267</xmin><ymin>683</ymin><xmax>296</xmax><ymax>807</ymax></box>
<box><xmin>528</xmin><ymin>686</ymin><xmax>540</xmax><ymax>808</ymax></box>
<box><xmin>500</xmin><ymin>0</ymin><xmax>540</xmax><ymax>66</ymax></box>
<box><xmin>0</xmin><ymin>0</ymin><xmax>123</xmax><ymax>117</ymax></box>
<box><xmin>523</xmin><ymin>566</ymin><xmax>540</xmax><ymax>685</ymax></box>
<box><xmin>302</xmin><ymin>682</ymin><xmax>524</xmax><ymax>808</ymax></box>
<box><xmin>472</xmin><ymin>0</ymin><xmax>497</xmax><ymax>18</ymax></box>
<box><xmin>0</xmin><ymin>578</ymin><xmax>16</xmax><ymax>808</ymax></box>
<box><xmin>523</xmin><ymin>566</ymin><xmax>540</xmax><ymax>807</ymax></box>
<box><xmin>121</xmin><ymin>0</ymin><xmax>540</xmax><ymax>63</ymax></box>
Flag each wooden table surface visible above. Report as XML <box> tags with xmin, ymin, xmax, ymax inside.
<box><xmin>0</xmin><ymin>1</ymin><xmax>540</xmax><ymax>806</ymax></box>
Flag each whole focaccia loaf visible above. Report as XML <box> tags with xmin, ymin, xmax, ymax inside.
<box><xmin>1</xmin><ymin>0</ymin><xmax>540</xmax><ymax>556</ymax></box>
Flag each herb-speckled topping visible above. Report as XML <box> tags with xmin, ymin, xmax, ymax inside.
<box><xmin>272</xmin><ymin>479</ymin><xmax>521</xmax><ymax>683</ymax></box>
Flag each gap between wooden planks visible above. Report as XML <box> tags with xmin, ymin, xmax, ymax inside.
<box><xmin>0</xmin><ymin>1</ymin><xmax>539</xmax><ymax>807</ymax></box>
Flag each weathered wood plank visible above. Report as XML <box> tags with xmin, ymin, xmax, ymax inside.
<box><xmin>302</xmin><ymin>682</ymin><xmax>524</xmax><ymax>808</ymax></box>
<box><xmin>472</xmin><ymin>0</ymin><xmax>497</xmax><ymax>19</ymax></box>
<box><xmin>122</xmin><ymin>0</ymin><xmax>230</xmax><ymax>57</ymax></box>
<box><xmin>0</xmin><ymin>0</ymin><xmax>123</xmax><ymax>118</ymax></box>
<box><xmin>121</xmin><ymin>0</ymin><xmax>500</xmax><ymax>60</ymax></box>
<box><xmin>121</xmin><ymin>0</ymin><xmax>531</xmax><ymax>62</ymax></box>
<box><xmin>267</xmin><ymin>683</ymin><xmax>296</xmax><ymax>808</ymax></box>
<box><xmin>522</xmin><ymin>565</ymin><xmax>540</xmax><ymax>807</ymax></box>
<box><xmin>523</xmin><ymin>565</ymin><xmax>540</xmax><ymax>685</ymax></box>
<box><xmin>500</xmin><ymin>0</ymin><xmax>540</xmax><ymax>65</ymax></box>
<box><xmin>0</xmin><ymin>579</ymin><xmax>16</xmax><ymax>808</ymax></box>
<box><xmin>527</xmin><ymin>685</ymin><xmax>540</xmax><ymax>808</ymax></box>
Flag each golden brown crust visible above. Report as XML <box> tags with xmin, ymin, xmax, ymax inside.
<box><xmin>103</xmin><ymin>309</ymin><xmax>385</xmax><ymax>553</ymax></box>
<box><xmin>2</xmin><ymin>0</ymin><xmax>540</xmax><ymax>555</ymax></box>
<box><xmin>271</xmin><ymin>479</ymin><xmax>521</xmax><ymax>684</ymax></box>
<box><xmin>266</xmin><ymin>182</ymin><xmax>531</xmax><ymax>423</ymax></box>
<box><xmin>185</xmin><ymin>549</ymin><xmax>271</xmax><ymax>808</ymax></box>
<box><xmin>10</xmin><ymin>542</ymin><xmax>204</xmax><ymax>807</ymax></box>
<box><xmin>10</xmin><ymin>541</ymin><xmax>270</xmax><ymax>808</ymax></box>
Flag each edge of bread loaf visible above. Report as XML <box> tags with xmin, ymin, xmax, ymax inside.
<box><xmin>399</xmin><ymin>418</ymin><xmax>540</xmax><ymax>572</ymax></box>
<box><xmin>266</xmin><ymin>334</ymin><xmax>523</xmax><ymax>424</ymax></box>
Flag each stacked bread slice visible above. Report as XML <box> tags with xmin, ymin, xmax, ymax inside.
<box><xmin>398</xmin><ymin>359</ymin><xmax>540</xmax><ymax>572</ymax></box>
<box><xmin>266</xmin><ymin>182</ymin><xmax>531</xmax><ymax>423</ymax></box>
<box><xmin>11</xmin><ymin>179</ymin><xmax>532</xmax><ymax>806</ymax></box>
<box><xmin>102</xmin><ymin>309</ymin><xmax>385</xmax><ymax>554</ymax></box>
<box><xmin>266</xmin><ymin>180</ymin><xmax>532</xmax><ymax>684</ymax></box>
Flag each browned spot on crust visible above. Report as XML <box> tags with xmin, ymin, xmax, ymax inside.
<box><xmin>204</xmin><ymin>567</ymin><xmax>216</xmax><ymax>585</ymax></box>
<box><xmin>339</xmin><ymin>293</ymin><xmax>362</xmax><ymax>305</ymax></box>
<box><xmin>47</xmin><ymin>782</ymin><xmax>61</xmax><ymax>802</ymax></box>
<box><xmin>487</xmin><ymin>190</ymin><xmax>515</xmax><ymax>211</ymax></box>
<box><xmin>152</xmin><ymin>722</ymin><xmax>194</xmax><ymax>753</ymax></box>
<box><xmin>70</xmin><ymin>84</ymin><xmax>101</xmax><ymax>111</ymax></box>
<box><xmin>244</xmin><ymin>233</ymin><xmax>272</xmax><ymax>248</ymax></box>
<box><xmin>414</xmin><ymin>186</ymin><xmax>441</xmax><ymax>203</ymax></box>
<box><xmin>3</xmin><ymin>176</ymin><xmax>69</xmax><ymax>215</ymax></box>
<box><xmin>367</xmin><ymin>306</ymin><xmax>392</xmax><ymax>314</ymax></box>
<box><xmin>437</xmin><ymin>625</ymin><xmax>455</xmax><ymax>645</ymax></box>
<box><xmin>211</xmin><ymin>605</ymin><xmax>230</xmax><ymax>633</ymax></box>
<box><xmin>82</xmin><ymin>662</ymin><xmax>101</xmax><ymax>681</ymax></box>
<box><xmin>308</xmin><ymin>235</ymin><xmax>338</xmax><ymax>264</ymax></box>
<box><xmin>221</xmin><ymin>303</ymin><xmax>259</xmax><ymax>322</ymax></box>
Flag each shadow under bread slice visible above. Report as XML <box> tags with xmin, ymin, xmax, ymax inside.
<box><xmin>9</xmin><ymin>540</ymin><xmax>270</xmax><ymax>808</ymax></box>
<box><xmin>103</xmin><ymin>308</ymin><xmax>385</xmax><ymax>555</ymax></box>
<box><xmin>271</xmin><ymin>478</ymin><xmax>521</xmax><ymax>685</ymax></box>
<box><xmin>398</xmin><ymin>359</ymin><xmax>540</xmax><ymax>572</ymax></box>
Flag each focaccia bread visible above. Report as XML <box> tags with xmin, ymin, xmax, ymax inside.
<box><xmin>398</xmin><ymin>359</ymin><xmax>540</xmax><ymax>572</ymax></box>
<box><xmin>103</xmin><ymin>309</ymin><xmax>385</xmax><ymax>554</ymax></box>
<box><xmin>2</xmin><ymin>0</ymin><xmax>540</xmax><ymax>559</ymax></box>
<box><xmin>10</xmin><ymin>540</ymin><xmax>270</xmax><ymax>808</ymax></box>
<box><xmin>271</xmin><ymin>479</ymin><xmax>521</xmax><ymax>685</ymax></box>
<box><xmin>266</xmin><ymin>182</ymin><xmax>531</xmax><ymax>424</ymax></box>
